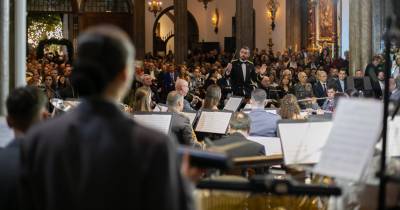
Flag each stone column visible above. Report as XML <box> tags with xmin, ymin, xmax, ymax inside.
<box><xmin>0</xmin><ymin>0</ymin><xmax>10</xmax><ymax>115</ymax></box>
<box><xmin>133</xmin><ymin>0</ymin><xmax>145</xmax><ymax>60</ymax></box>
<box><xmin>349</xmin><ymin>0</ymin><xmax>373</xmax><ymax>75</ymax></box>
<box><xmin>174</xmin><ymin>0</ymin><xmax>188</xmax><ymax>65</ymax></box>
<box><xmin>285</xmin><ymin>0</ymin><xmax>302</xmax><ymax>50</ymax></box>
<box><xmin>349</xmin><ymin>0</ymin><xmax>360</xmax><ymax>74</ymax></box>
<box><xmin>359</xmin><ymin>0</ymin><xmax>372</xmax><ymax>71</ymax></box>
<box><xmin>14</xmin><ymin>0</ymin><xmax>26</xmax><ymax>87</ymax></box>
<box><xmin>236</xmin><ymin>0</ymin><xmax>254</xmax><ymax>51</ymax></box>
<box><xmin>372</xmin><ymin>0</ymin><xmax>383</xmax><ymax>54</ymax></box>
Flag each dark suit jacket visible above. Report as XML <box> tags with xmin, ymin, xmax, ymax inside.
<box><xmin>170</xmin><ymin>111</ymin><xmax>195</xmax><ymax>147</ymax></box>
<box><xmin>313</xmin><ymin>81</ymin><xmax>328</xmax><ymax>106</ymax></box>
<box><xmin>333</xmin><ymin>79</ymin><xmax>347</xmax><ymax>93</ymax></box>
<box><xmin>20</xmin><ymin>99</ymin><xmax>192</xmax><ymax>210</ymax></box>
<box><xmin>213</xmin><ymin>133</ymin><xmax>265</xmax><ymax>158</ymax></box>
<box><xmin>226</xmin><ymin>60</ymin><xmax>259</xmax><ymax>98</ymax></box>
<box><xmin>0</xmin><ymin>140</ymin><xmax>19</xmax><ymax>210</ymax></box>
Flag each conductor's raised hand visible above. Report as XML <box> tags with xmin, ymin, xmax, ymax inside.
<box><xmin>225</xmin><ymin>63</ymin><xmax>233</xmax><ymax>75</ymax></box>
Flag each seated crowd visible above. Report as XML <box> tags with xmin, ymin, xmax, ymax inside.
<box><xmin>2</xmin><ymin>25</ymin><xmax>400</xmax><ymax>209</ymax></box>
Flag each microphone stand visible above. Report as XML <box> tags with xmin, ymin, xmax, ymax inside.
<box><xmin>197</xmin><ymin>175</ymin><xmax>341</xmax><ymax>197</ymax></box>
<box><xmin>377</xmin><ymin>16</ymin><xmax>396</xmax><ymax>210</ymax></box>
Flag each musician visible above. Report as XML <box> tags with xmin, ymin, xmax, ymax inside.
<box><xmin>212</xmin><ymin>112</ymin><xmax>265</xmax><ymax>158</ymax></box>
<box><xmin>0</xmin><ymin>87</ymin><xmax>48</xmax><ymax>210</ymax></box>
<box><xmin>224</xmin><ymin>46</ymin><xmax>266</xmax><ymax>98</ymax></box>
<box><xmin>321</xmin><ymin>86</ymin><xmax>337</xmax><ymax>112</ymax></box>
<box><xmin>20</xmin><ymin>25</ymin><xmax>192</xmax><ymax>210</ymax></box>
<box><xmin>293</xmin><ymin>72</ymin><xmax>317</xmax><ymax>109</ymax></box>
<box><xmin>167</xmin><ymin>91</ymin><xmax>200</xmax><ymax>148</ymax></box>
<box><xmin>279</xmin><ymin>94</ymin><xmax>304</xmax><ymax>120</ymax></box>
<box><xmin>313</xmin><ymin>71</ymin><xmax>329</xmax><ymax>106</ymax></box>
<box><xmin>248</xmin><ymin>89</ymin><xmax>281</xmax><ymax>137</ymax></box>
<box><xmin>202</xmin><ymin>85</ymin><xmax>221</xmax><ymax>110</ymax></box>
<box><xmin>133</xmin><ymin>86</ymin><xmax>152</xmax><ymax>112</ymax></box>
<box><xmin>175</xmin><ymin>79</ymin><xmax>197</xmax><ymax>112</ymax></box>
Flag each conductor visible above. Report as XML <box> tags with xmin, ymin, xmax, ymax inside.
<box><xmin>225</xmin><ymin>46</ymin><xmax>266</xmax><ymax>98</ymax></box>
<box><xmin>19</xmin><ymin>26</ymin><xmax>192</xmax><ymax>210</ymax></box>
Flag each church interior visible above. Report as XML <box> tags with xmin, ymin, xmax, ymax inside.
<box><xmin>1</xmin><ymin>0</ymin><xmax>400</xmax><ymax>209</ymax></box>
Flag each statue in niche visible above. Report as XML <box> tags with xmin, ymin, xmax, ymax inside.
<box><xmin>319</xmin><ymin>0</ymin><xmax>333</xmax><ymax>38</ymax></box>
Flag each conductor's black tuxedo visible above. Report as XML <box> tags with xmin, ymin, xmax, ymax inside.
<box><xmin>226</xmin><ymin>59</ymin><xmax>260</xmax><ymax>98</ymax></box>
<box><xmin>20</xmin><ymin>98</ymin><xmax>192</xmax><ymax>210</ymax></box>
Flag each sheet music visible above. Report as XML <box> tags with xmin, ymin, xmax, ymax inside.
<box><xmin>278</xmin><ymin>121</ymin><xmax>332</xmax><ymax>165</ymax></box>
<box><xmin>133</xmin><ymin>114</ymin><xmax>172</xmax><ymax>135</ymax></box>
<box><xmin>182</xmin><ymin>112</ymin><xmax>197</xmax><ymax>126</ymax></box>
<box><xmin>388</xmin><ymin>117</ymin><xmax>400</xmax><ymax>157</ymax></box>
<box><xmin>223</xmin><ymin>97</ymin><xmax>243</xmax><ymax>112</ymax></box>
<box><xmin>153</xmin><ymin>104</ymin><xmax>168</xmax><ymax>112</ymax></box>
<box><xmin>0</xmin><ymin>117</ymin><xmax>14</xmax><ymax>148</ymax></box>
<box><xmin>247</xmin><ymin>136</ymin><xmax>282</xmax><ymax>156</ymax></box>
<box><xmin>195</xmin><ymin>111</ymin><xmax>232</xmax><ymax>134</ymax></box>
<box><xmin>313</xmin><ymin>98</ymin><xmax>383</xmax><ymax>181</ymax></box>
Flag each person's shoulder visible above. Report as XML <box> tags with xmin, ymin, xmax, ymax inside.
<box><xmin>132</xmin><ymin>122</ymin><xmax>171</xmax><ymax>145</ymax></box>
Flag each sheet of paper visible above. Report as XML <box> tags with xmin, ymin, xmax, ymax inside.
<box><xmin>182</xmin><ymin>112</ymin><xmax>197</xmax><ymax>126</ymax></box>
<box><xmin>278</xmin><ymin>121</ymin><xmax>332</xmax><ymax>165</ymax></box>
<box><xmin>247</xmin><ymin>136</ymin><xmax>282</xmax><ymax>156</ymax></box>
<box><xmin>133</xmin><ymin>114</ymin><xmax>172</xmax><ymax>135</ymax></box>
<box><xmin>388</xmin><ymin>117</ymin><xmax>400</xmax><ymax>157</ymax></box>
<box><xmin>313</xmin><ymin>98</ymin><xmax>383</xmax><ymax>181</ymax></box>
<box><xmin>223</xmin><ymin>97</ymin><xmax>243</xmax><ymax>112</ymax></box>
<box><xmin>0</xmin><ymin>117</ymin><xmax>14</xmax><ymax>148</ymax></box>
<box><xmin>153</xmin><ymin>104</ymin><xmax>168</xmax><ymax>112</ymax></box>
<box><xmin>195</xmin><ymin>111</ymin><xmax>232</xmax><ymax>134</ymax></box>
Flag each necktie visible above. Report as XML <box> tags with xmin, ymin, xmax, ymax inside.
<box><xmin>323</xmin><ymin>83</ymin><xmax>326</xmax><ymax>93</ymax></box>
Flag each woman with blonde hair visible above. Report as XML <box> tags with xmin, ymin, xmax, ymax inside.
<box><xmin>202</xmin><ymin>84</ymin><xmax>221</xmax><ymax>110</ymax></box>
<box><xmin>134</xmin><ymin>86</ymin><xmax>152</xmax><ymax>112</ymax></box>
<box><xmin>279</xmin><ymin>94</ymin><xmax>303</xmax><ymax>120</ymax></box>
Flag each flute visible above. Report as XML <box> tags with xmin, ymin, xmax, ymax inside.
<box><xmin>297</xmin><ymin>97</ymin><xmax>328</xmax><ymax>102</ymax></box>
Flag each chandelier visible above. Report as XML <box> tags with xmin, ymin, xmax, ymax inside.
<box><xmin>148</xmin><ymin>0</ymin><xmax>162</xmax><ymax>17</ymax></box>
<box><xmin>198</xmin><ymin>0</ymin><xmax>213</xmax><ymax>9</ymax></box>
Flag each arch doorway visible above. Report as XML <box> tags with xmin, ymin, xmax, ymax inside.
<box><xmin>152</xmin><ymin>6</ymin><xmax>199</xmax><ymax>56</ymax></box>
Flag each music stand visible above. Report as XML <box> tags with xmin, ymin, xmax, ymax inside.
<box><xmin>132</xmin><ymin>112</ymin><xmax>172</xmax><ymax>135</ymax></box>
<box><xmin>195</xmin><ymin>110</ymin><xmax>233</xmax><ymax>135</ymax></box>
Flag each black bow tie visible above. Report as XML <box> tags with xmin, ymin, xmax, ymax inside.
<box><xmin>239</xmin><ymin>60</ymin><xmax>247</xmax><ymax>64</ymax></box>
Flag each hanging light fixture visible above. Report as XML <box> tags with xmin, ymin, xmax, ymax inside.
<box><xmin>148</xmin><ymin>0</ymin><xmax>162</xmax><ymax>17</ymax></box>
<box><xmin>266</xmin><ymin>0</ymin><xmax>279</xmax><ymax>31</ymax></box>
<box><xmin>198</xmin><ymin>0</ymin><xmax>213</xmax><ymax>9</ymax></box>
